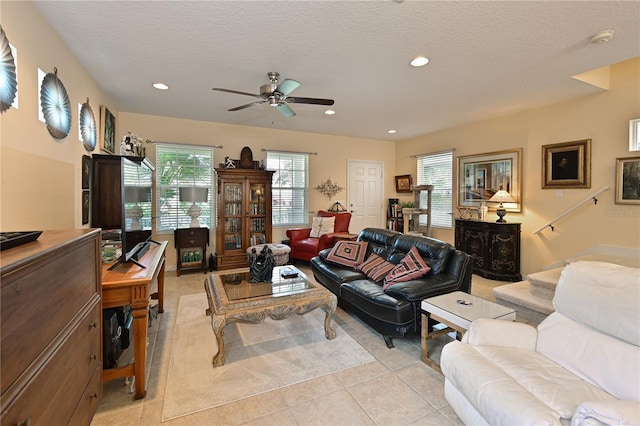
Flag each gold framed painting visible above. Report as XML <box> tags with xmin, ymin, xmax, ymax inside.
<box><xmin>457</xmin><ymin>148</ymin><xmax>522</xmax><ymax>212</ymax></box>
<box><xmin>615</xmin><ymin>156</ymin><xmax>640</xmax><ymax>205</ymax></box>
<box><xmin>99</xmin><ymin>105</ymin><xmax>116</xmax><ymax>154</ymax></box>
<box><xmin>542</xmin><ymin>139</ymin><xmax>591</xmax><ymax>188</ymax></box>
<box><xmin>395</xmin><ymin>175</ymin><xmax>412</xmax><ymax>193</ymax></box>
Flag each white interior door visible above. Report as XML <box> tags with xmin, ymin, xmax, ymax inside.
<box><xmin>347</xmin><ymin>160</ymin><xmax>383</xmax><ymax>234</ymax></box>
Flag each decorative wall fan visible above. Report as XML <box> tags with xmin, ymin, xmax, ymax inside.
<box><xmin>212</xmin><ymin>72</ymin><xmax>334</xmax><ymax>118</ymax></box>
<box><xmin>0</xmin><ymin>26</ymin><xmax>17</xmax><ymax>113</ymax></box>
<box><xmin>80</xmin><ymin>98</ymin><xmax>97</xmax><ymax>151</ymax></box>
<box><xmin>40</xmin><ymin>67</ymin><xmax>71</xmax><ymax>139</ymax></box>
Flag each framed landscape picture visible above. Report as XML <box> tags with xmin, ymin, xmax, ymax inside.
<box><xmin>542</xmin><ymin>139</ymin><xmax>591</xmax><ymax>188</ymax></box>
<box><xmin>395</xmin><ymin>174</ymin><xmax>412</xmax><ymax>193</ymax></box>
<box><xmin>99</xmin><ymin>105</ymin><xmax>116</xmax><ymax>154</ymax></box>
<box><xmin>615</xmin><ymin>156</ymin><xmax>640</xmax><ymax>204</ymax></box>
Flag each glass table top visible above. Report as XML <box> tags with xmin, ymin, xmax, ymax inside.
<box><xmin>220</xmin><ymin>266</ymin><xmax>315</xmax><ymax>301</ymax></box>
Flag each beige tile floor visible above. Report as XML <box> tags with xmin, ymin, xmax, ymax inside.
<box><xmin>91</xmin><ymin>267</ymin><xmax>509</xmax><ymax>426</ymax></box>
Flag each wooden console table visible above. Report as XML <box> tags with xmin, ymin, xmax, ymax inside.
<box><xmin>101</xmin><ymin>240</ymin><xmax>167</xmax><ymax>399</ymax></box>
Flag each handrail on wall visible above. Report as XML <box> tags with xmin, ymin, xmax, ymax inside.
<box><xmin>533</xmin><ymin>186</ymin><xmax>610</xmax><ymax>234</ymax></box>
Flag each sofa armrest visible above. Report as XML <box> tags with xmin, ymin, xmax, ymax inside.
<box><xmin>462</xmin><ymin>318</ymin><xmax>538</xmax><ymax>351</ymax></box>
<box><xmin>287</xmin><ymin>227</ymin><xmax>312</xmax><ymax>242</ymax></box>
<box><xmin>571</xmin><ymin>400</ymin><xmax>640</xmax><ymax>426</ymax></box>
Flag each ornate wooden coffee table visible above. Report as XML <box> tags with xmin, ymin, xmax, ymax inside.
<box><xmin>204</xmin><ymin>265</ymin><xmax>337</xmax><ymax>367</ymax></box>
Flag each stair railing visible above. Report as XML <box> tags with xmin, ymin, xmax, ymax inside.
<box><xmin>533</xmin><ymin>186</ymin><xmax>610</xmax><ymax>234</ymax></box>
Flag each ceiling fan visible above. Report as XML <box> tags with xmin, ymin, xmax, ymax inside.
<box><xmin>212</xmin><ymin>72</ymin><xmax>334</xmax><ymax>118</ymax></box>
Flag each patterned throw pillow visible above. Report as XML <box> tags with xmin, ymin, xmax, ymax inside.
<box><xmin>326</xmin><ymin>241</ymin><xmax>368</xmax><ymax>268</ymax></box>
<box><xmin>309</xmin><ymin>216</ymin><xmax>335</xmax><ymax>238</ymax></box>
<box><xmin>383</xmin><ymin>246</ymin><xmax>431</xmax><ymax>290</ymax></box>
<box><xmin>358</xmin><ymin>253</ymin><xmax>395</xmax><ymax>283</ymax></box>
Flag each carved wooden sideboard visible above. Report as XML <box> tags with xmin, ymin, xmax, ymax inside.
<box><xmin>1</xmin><ymin>229</ymin><xmax>102</xmax><ymax>425</ymax></box>
<box><xmin>454</xmin><ymin>219</ymin><xmax>522</xmax><ymax>282</ymax></box>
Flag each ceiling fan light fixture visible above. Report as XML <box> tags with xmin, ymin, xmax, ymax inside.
<box><xmin>268</xmin><ymin>95</ymin><xmax>279</xmax><ymax>106</ymax></box>
<box><xmin>324</xmin><ymin>109</ymin><xmax>335</xmax><ymax>115</ymax></box>
<box><xmin>410</xmin><ymin>56</ymin><xmax>429</xmax><ymax>67</ymax></box>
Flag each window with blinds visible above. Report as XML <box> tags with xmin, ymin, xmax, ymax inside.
<box><xmin>266</xmin><ymin>151</ymin><xmax>308</xmax><ymax>226</ymax></box>
<box><xmin>155</xmin><ymin>144</ymin><xmax>214</xmax><ymax>232</ymax></box>
<box><xmin>417</xmin><ymin>150</ymin><xmax>453</xmax><ymax>228</ymax></box>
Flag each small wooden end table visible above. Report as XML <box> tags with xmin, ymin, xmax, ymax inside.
<box><xmin>101</xmin><ymin>241</ymin><xmax>167</xmax><ymax>399</ymax></box>
<box><xmin>421</xmin><ymin>291</ymin><xmax>515</xmax><ymax>372</ymax></box>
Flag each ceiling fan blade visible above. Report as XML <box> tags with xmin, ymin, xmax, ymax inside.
<box><xmin>275</xmin><ymin>103</ymin><xmax>296</xmax><ymax>118</ymax></box>
<box><xmin>212</xmin><ymin>88</ymin><xmax>263</xmax><ymax>99</ymax></box>
<box><xmin>228</xmin><ymin>101</ymin><xmax>265</xmax><ymax>111</ymax></box>
<box><xmin>275</xmin><ymin>79</ymin><xmax>301</xmax><ymax>97</ymax></box>
<box><xmin>286</xmin><ymin>97</ymin><xmax>335</xmax><ymax>106</ymax></box>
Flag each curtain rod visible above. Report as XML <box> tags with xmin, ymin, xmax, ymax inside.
<box><xmin>146</xmin><ymin>140</ymin><xmax>223</xmax><ymax>149</ymax></box>
<box><xmin>410</xmin><ymin>148</ymin><xmax>455</xmax><ymax>158</ymax></box>
<box><xmin>262</xmin><ymin>148</ymin><xmax>317</xmax><ymax>155</ymax></box>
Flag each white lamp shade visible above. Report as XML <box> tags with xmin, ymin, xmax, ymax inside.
<box><xmin>489</xmin><ymin>190</ymin><xmax>515</xmax><ymax>204</ymax></box>
<box><xmin>179</xmin><ymin>187</ymin><xmax>209</xmax><ymax>203</ymax></box>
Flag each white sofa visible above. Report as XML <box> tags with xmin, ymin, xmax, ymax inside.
<box><xmin>441</xmin><ymin>261</ymin><xmax>640</xmax><ymax>425</ymax></box>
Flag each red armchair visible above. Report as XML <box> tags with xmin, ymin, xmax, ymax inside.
<box><xmin>286</xmin><ymin>210</ymin><xmax>352</xmax><ymax>262</ymax></box>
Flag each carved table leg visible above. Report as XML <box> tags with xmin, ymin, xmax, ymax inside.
<box><xmin>210</xmin><ymin>314</ymin><xmax>227</xmax><ymax>367</ymax></box>
<box><xmin>321</xmin><ymin>295</ymin><xmax>338</xmax><ymax>340</ymax></box>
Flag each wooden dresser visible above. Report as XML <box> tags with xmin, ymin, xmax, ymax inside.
<box><xmin>1</xmin><ymin>229</ymin><xmax>102</xmax><ymax>425</ymax></box>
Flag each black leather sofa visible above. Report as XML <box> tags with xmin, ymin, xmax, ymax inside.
<box><xmin>310</xmin><ymin>228</ymin><xmax>473</xmax><ymax>347</ymax></box>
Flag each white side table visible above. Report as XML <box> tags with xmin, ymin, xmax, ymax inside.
<box><xmin>421</xmin><ymin>291</ymin><xmax>515</xmax><ymax>372</ymax></box>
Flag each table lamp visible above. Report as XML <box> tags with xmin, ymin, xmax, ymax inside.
<box><xmin>488</xmin><ymin>190</ymin><xmax>515</xmax><ymax>223</ymax></box>
<box><xmin>124</xmin><ymin>186</ymin><xmax>151</xmax><ymax>230</ymax></box>
<box><xmin>180</xmin><ymin>187</ymin><xmax>209</xmax><ymax>227</ymax></box>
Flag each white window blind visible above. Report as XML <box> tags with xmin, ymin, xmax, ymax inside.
<box><xmin>266</xmin><ymin>151</ymin><xmax>308</xmax><ymax>226</ymax></box>
<box><xmin>155</xmin><ymin>144</ymin><xmax>213</xmax><ymax>232</ymax></box>
<box><xmin>417</xmin><ymin>150</ymin><xmax>453</xmax><ymax>228</ymax></box>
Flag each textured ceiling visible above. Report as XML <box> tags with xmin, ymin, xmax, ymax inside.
<box><xmin>33</xmin><ymin>1</ymin><xmax>640</xmax><ymax>142</ymax></box>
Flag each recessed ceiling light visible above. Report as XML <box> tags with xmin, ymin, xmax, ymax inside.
<box><xmin>152</xmin><ymin>82</ymin><xmax>169</xmax><ymax>90</ymax></box>
<box><xmin>410</xmin><ymin>56</ymin><xmax>429</xmax><ymax>67</ymax></box>
<box><xmin>324</xmin><ymin>109</ymin><xmax>335</xmax><ymax>115</ymax></box>
<box><xmin>388</xmin><ymin>129</ymin><xmax>397</xmax><ymax>134</ymax></box>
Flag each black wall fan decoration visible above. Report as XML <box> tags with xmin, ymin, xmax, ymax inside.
<box><xmin>213</xmin><ymin>72</ymin><xmax>334</xmax><ymax>118</ymax></box>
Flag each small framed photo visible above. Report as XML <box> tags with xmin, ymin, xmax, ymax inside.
<box><xmin>99</xmin><ymin>105</ymin><xmax>116</xmax><ymax>154</ymax></box>
<box><xmin>81</xmin><ymin>155</ymin><xmax>91</xmax><ymax>189</ymax></box>
<box><xmin>542</xmin><ymin>139</ymin><xmax>591</xmax><ymax>188</ymax></box>
<box><xmin>395</xmin><ymin>174</ymin><xmax>412</xmax><ymax>193</ymax></box>
<box><xmin>615</xmin><ymin>156</ymin><xmax>640</xmax><ymax>204</ymax></box>
<box><xmin>82</xmin><ymin>190</ymin><xmax>90</xmax><ymax>224</ymax></box>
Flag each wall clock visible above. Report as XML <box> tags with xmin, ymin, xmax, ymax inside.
<box><xmin>40</xmin><ymin>67</ymin><xmax>71</xmax><ymax>139</ymax></box>
<box><xmin>0</xmin><ymin>26</ymin><xmax>17</xmax><ymax>113</ymax></box>
<box><xmin>80</xmin><ymin>99</ymin><xmax>97</xmax><ymax>151</ymax></box>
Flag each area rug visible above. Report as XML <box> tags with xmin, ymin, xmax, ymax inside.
<box><xmin>162</xmin><ymin>292</ymin><xmax>375</xmax><ymax>421</ymax></box>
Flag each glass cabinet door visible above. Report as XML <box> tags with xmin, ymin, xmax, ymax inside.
<box><xmin>223</xmin><ymin>182</ymin><xmax>242</xmax><ymax>250</ymax></box>
<box><xmin>249</xmin><ymin>183</ymin><xmax>266</xmax><ymax>246</ymax></box>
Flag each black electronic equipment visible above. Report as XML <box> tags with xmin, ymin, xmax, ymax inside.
<box><xmin>102</xmin><ymin>305</ymin><xmax>133</xmax><ymax>369</ymax></box>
